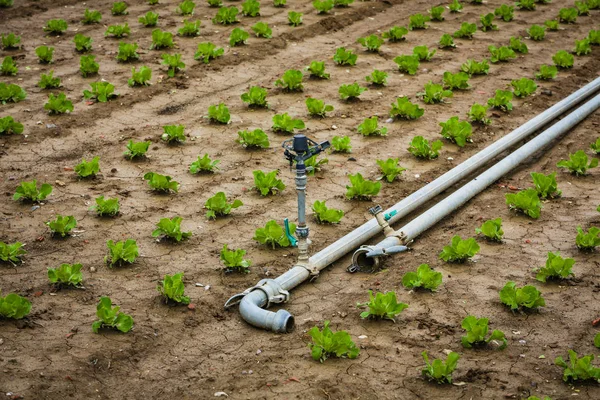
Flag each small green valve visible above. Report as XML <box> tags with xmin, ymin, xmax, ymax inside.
<box><xmin>384</xmin><ymin>210</ymin><xmax>397</xmax><ymax>221</ymax></box>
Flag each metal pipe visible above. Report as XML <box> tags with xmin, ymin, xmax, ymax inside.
<box><xmin>229</xmin><ymin>78</ymin><xmax>600</xmax><ymax>332</ymax></box>
<box><xmin>353</xmin><ymin>93</ymin><xmax>600</xmax><ymax>269</ymax></box>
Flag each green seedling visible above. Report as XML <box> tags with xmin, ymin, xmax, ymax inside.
<box><xmin>402</xmin><ymin>264</ymin><xmax>442</xmax><ymax>291</ymax></box>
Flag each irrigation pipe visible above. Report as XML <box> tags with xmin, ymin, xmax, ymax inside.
<box><xmin>225</xmin><ymin>78</ymin><xmax>600</xmax><ymax>332</ymax></box>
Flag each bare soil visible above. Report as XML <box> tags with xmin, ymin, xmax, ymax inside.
<box><xmin>1</xmin><ymin>0</ymin><xmax>600</xmax><ymax>399</ymax></box>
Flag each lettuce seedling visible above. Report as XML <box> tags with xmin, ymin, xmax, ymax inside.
<box><xmin>306</xmin><ymin>97</ymin><xmax>333</xmax><ymax>117</ymax></box>
<box><xmin>393</xmin><ymin>55</ymin><xmax>420</xmax><ymax>75</ymax></box>
<box><xmin>111</xmin><ymin>1</ymin><xmax>128</xmax><ymax>15</ymax></box>
<box><xmin>596</xmin><ymin>333</ymin><xmax>600</xmax><ymax>348</ymax></box>
<box><xmin>346</xmin><ymin>173</ymin><xmax>381</xmax><ymax>200</ymax></box>
<box><xmin>454</xmin><ymin>22</ymin><xmax>476</xmax><ymax>39</ymax></box>
<box><xmin>413</xmin><ymin>45</ymin><xmax>436</xmax><ymax>61</ymax></box>
<box><xmin>157</xmin><ymin>273</ymin><xmax>190</xmax><ymax>304</ymax></box>
<box><xmin>148</xmin><ymin>0</ymin><xmax>159</xmax><ymax>4</ymax></box>
<box><xmin>92</xmin><ymin>297</ymin><xmax>133</xmax><ymax>333</ymax></box>
<box><xmin>402</xmin><ymin>264</ymin><xmax>442</xmax><ymax>291</ymax></box>
<box><xmin>252</xmin><ymin>22</ymin><xmax>272</xmax><ymax>38</ymax></box>
<box><xmin>1</xmin><ymin>33</ymin><xmax>20</xmax><ymax>49</ymax></box>
<box><xmin>308</xmin><ymin>320</ymin><xmax>359</xmax><ymax>362</ymax></box>
<box><xmin>527</xmin><ymin>25</ymin><xmax>545</xmax><ymax>41</ymax></box>
<box><xmin>499</xmin><ymin>281</ymin><xmax>545</xmax><ymax>310</ymax></box>
<box><xmin>357</xmin><ymin>34</ymin><xmax>383</xmax><ymax>52</ymax></box>
<box><xmin>288</xmin><ymin>11</ymin><xmax>303</xmax><ymax>26</ymax></box>
<box><xmin>511</xmin><ymin>77</ymin><xmax>537</xmax><ymax>98</ymax></box>
<box><xmin>531</xmin><ymin>172</ymin><xmax>561</xmax><ymax>199</ymax></box>
<box><xmin>489</xmin><ymin>45</ymin><xmax>516</xmax><ymax>63</ymax></box>
<box><xmin>150</xmin><ymin>29</ymin><xmax>174</xmax><ymax>49</ymax></box>
<box><xmin>575</xmin><ymin>226</ymin><xmax>600</xmax><ymax>250</ymax></box>
<box><xmin>74</xmin><ymin>156</ymin><xmax>100</xmax><ymax>178</ymax></box>
<box><xmin>339</xmin><ymin>83</ymin><xmax>366</xmax><ymax>100</ymax></box>
<box><xmin>80</xmin><ymin>55</ymin><xmax>99</xmax><ymax>77</ymax></box>
<box><xmin>73</xmin><ymin>34</ymin><xmax>92</xmax><ymax>52</ymax></box>
<box><xmin>0</xmin><ymin>116</ymin><xmax>23</xmax><ymax>135</ymax></box>
<box><xmin>439</xmin><ymin>117</ymin><xmax>472</xmax><ymax>147</ymax></box>
<box><xmin>421</xmin><ymin>351</ymin><xmax>460</xmax><ymax>384</ymax></box>
<box><xmin>84</xmin><ymin>82</ymin><xmax>118</xmax><ymax>103</ymax></box>
<box><xmin>0</xmin><ymin>242</ymin><xmax>26</xmax><ymax>264</ymax></box>
<box><xmin>116</xmin><ymin>42</ymin><xmax>139</xmax><ymax>62</ymax></box>
<box><xmin>128</xmin><ymin>66</ymin><xmax>152</xmax><ymax>86</ymax></box>
<box><xmin>242</xmin><ymin>0</ymin><xmax>260</xmax><ymax>16</ymax></box>
<box><xmin>35</xmin><ymin>46</ymin><xmax>54</xmax><ymax>64</ymax></box>
<box><xmin>331</xmin><ymin>136</ymin><xmax>351</xmax><ymax>153</ymax></box>
<box><xmin>0</xmin><ymin>292</ymin><xmax>31</xmax><ymax>320</ymax></box>
<box><xmin>553</xmin><ymin>50</ymin><xmax>574</xmax><ymax>68</ymax></box>
<box><xmin>313</xmin><ymin>0</ymin><xmax>334</xmax><ymax>14</ymax></box>
<box><xmin>468</xmin><ymin>103</ymin><xmax>491</xmax><ymax>125</ymax></box>
<box><xmin>305</xmin><ymin>61</ymin><xmax>329</xmax><ymax>79</ymax></box>
<box><xmin>536</xmin><ymin>252</ymin><xmax>575</xmax><ymax>282</ymax></box>
<box><xmin>178</xmin><ymin>20</ymin><xmax>201</xmax><ymax>36</ymax></box>
<box><xmin>333</xmin><ymin>47</ymin><xmax>357</xmax><ymax>66</ymax></box>
<box><xmin>161</xmin><ymin>124</ymin><xmax>185</xmax><ymax>143</ymax></box>
<box><xmin>494</xmin><ymin>4</ymin><xmax>514</xmax><ymax>21</ymax></box>
<box><xmin>253</xmin><ymin>220</ymin><xmax>296</xmax><ymax>248</ymax></box>
<box><xmin>509</xmin><ymin>36</ymin><xmax>528</xmax><ymax>54</ymax></box>
<box><xmin>195</xmin><ymin>42</ymin><xmax>224</xmax><ymax>63</ymax></box>
<box><xmin>229</xmin><ymin>27</ymin><xmax>250</xmax><ymax>46</ymax></box>
<box><xmin>237</xmin><ymin>129</ymin><xmax>269</xmax><ymax>149</ymax></box>
<box><xmin>162</xmin><ymin>53</ymin><xmax>185</xmax><ymax>77</ymax></box>
<box><xmin>461</xmin><ymin>316</ymin><xmax>507</xmax><ymax>349</ymax></box>
<box><xmin>44</xmin><ymin>19</ymin><xmax>68</xmax><ymax>34</ymax></box>
<box><xmin>91</xmin><ymin>196</ymin><xmax>120</xmax><ymax>217</ymax></box>
<box><xmin>439</xmin><ymin>34</ymin><xmax>456</xmax><ymax>49</ymax></box>
<box><xmin>460</xmin><ymin>59</ymin><xmax>489</xmax><ymax>76</ymax></box>
<box><xmin>409</xmin><ymin>13</ymin><xmax>430</xmax><ymax>30</ymax></box>
<box><xmin>516</xmin><ymin>0</ymin><xmax>535</xmax><ymax>10</ymax></box>
<box><xmin>189</xmin><ymin>154</ymin><xmax>219</xmax><ymax>173</ymax></box>
<box><xmin>312</xmin><ymin>200</ymin><xmax>344</xmax><ymax>224</ymax></box>
<box><xmin>275</xmin><ymin>69</ymin><xmax>304</xmax><ymax>91</ymax></box>
<box><xmin>358</xmin><ymin>290</ymin><xmax>408</xmax><ymax>321</ymax></box>
<box><xmin>82</xmin><ymin>9</ymin><xmax>102</xmax><ymax>24</ymax></box>
<box><xmin>365</xmin><ymin>70</ymin><xmax>388</xmax><ymax>86</ymax></box>
<box><xmin>358</xmin><ymin>116</ymin><xmax>387</xmax><ymax>136</ymax></box>
<box><xmin>205</xmin><ymin>192</ymin><xmax>242</xmax><ymax>219</ymax></box>
<box><xmin>545</xmin><ymin>19</ymin><xmax>559</xmax><ymax>30</ymax></box>
<box><xmin>272</xmin><ymin>113</ymin><xmax>305</xmax><ymax>133</ymax></box>
<box><xmin>252</xmin><ymin>170</ymin><xmax>285</xmax><ymax>196</ymax></box>
<box><xmin>418</xmin><ymin>82</ymin><xmax>452</xmax><ymax>105</ymax></box>
<box><xmin>334</xmin><ymin>0</ymin><xmax>353</xmax><ymax>6</ymax></box>
<box><xmin>105</xmin><ymin>239</ymin><xmax>139</xmax><ymax>266</ymax></box>
<box><xmin>139</xmin><ymin>11</ymin><xmax>159</xmax><ymax>27</ymax></box>
<box><xmin>241</xmin><ymin>86</ymin><xmax>268</xmax><ymax>107</ymax></box>
<box><xmin>506</xmin><ymin>189</ymin><xmax>541</xmax><ymax>218</ymax></box>
<box><xmin>144</xmin><ymin>172</ymin><xmax>180</xmax><ymax>193</ymax></box>
<box><xmin>480</xmin><ymin>13</ymin><xmax>498</xmax><ymax>31</ymax></box>
<box><xmin>536</xmin><ymin>64</ymin><xmax>557</xmax><ymax>80</ymax></box>
<box><xmin>559</xmin><ymin>7</ymin><xmax>578</xmax><ymax>23</ymax></box>
<box><xmin>153</xmin><ymin>217</ymin><xmax>192</xmax><ymax>241</ymax></box>
<box><xmin>390</xmin><ymin>97</ymin><xmax>424</xmax><ymax>120</ymax></box>
<box><xmin>445</xmin><ymin>71</ymin><xmax>472</xmax><ymax>90</ymax></box>
<box><xmin>574</xmin><ymin>39</ymin><xmax>591</xmax><ymax>56</ymax></box>
<box><xmin>176</xmin><ymin>0</ymin><xmax>195</xmax><ymax>15</ymax></box>
<box><xmin>575</xmin><ymin>0</ymin><xmax>590</xmax><ymax>15</ymax></box>
<box><xmin>487</xmin><ymin>90</ymin><xmax>513</xmax><ymax>112</ymax></box>
<box><xmin>44</xmin><ymin>92</ymin><xmax>73</xmax><ymax>115</ymax></box>
<box><xmin>304</xmin><ymin>155</ymin><xmax>328</xmax><ymax>175</ymax></box>
<box><xmin>207</xmin><ymin>103</ymin><xmax>230</xmax><ymax>123</ymax></box>
<box><xmin>382</xmin><ymin>26</ymin><xmax>408</xmax><ymax>42</ymax></box>
<box><xmin>555</xmin><ymin>350</ymin><xmax>600</xmax><ymax>383</ymax></box>
<box><xmin>377</xmin><ymin>158</ymin><xmax>406</xmax><ymax>183</ymax></box>
<box><xmin>48</xmin><ymin>263</ymin><xmax>83</xmax><ymax>287</ymax></box>
<box><xmin>0</xmin><ymin>83</ymin><xmax>26</xmax><ymax>104</ymax></box>
<box><xmin>475</xmin><ymin>218</ymin><xmax>503</xmax><ymax>242</ymax></box>
<box><xmin>408</xmin><ymin>136</ymin><xmax>442</xmax><ymax>159</ymax></box>
<box><xmin>429</xmin><ymin>5</ymin><xmax>444</xmax><ymax>21</ymax></box>
<box><xmin>557</xmin><ymin>150</ymin><xmax>598</xmax><ymax>175</ymax></box>
<box><xmin>274</xmin><ymin>0</ymin><xmax>286</xmax><ymax>6</ymax></box>
<box><xmin>589</xmin><ymin>29</ymin><xmax>600</xmax><ymax>45</ymax></box>
<box><xmin>207</xmin><ymin>0</ymin><xmax>222</xmax><ymax>7</ymax></box>
<box><xmin>449</xmin><ymin>0</ymin><xmax>463</xmax><ymax>12</ymax></box>
<box><xmin>13</xmin><ymin>180</ymin><xmax>52</xmax><ymax>202</ymax></box>
<box><xmin>591</xmin><ymin>138</ymin><xmax>600</xmax><ymax>154</ymax></box>
<box><xmin>220</xmin><ymin>244</ymin><xmax>250</xmax><ymax>273</ymax></box>
<box><xmin>213</xmin><ymin>6</ymin><xmax>239</xmax><ymax>24</ymax></box>
<box><xmin>0</xmin><ymin>57</ymin><xmax>17</xmax><ymax>76</ymax></box>
<box><xmin>105</xmin><ymin>23</ymin><xmax>130</xmax><ymax>38</ymax></box>
<box><xmin>439</xmin><ymin>235</ymin><xmax>480</xmax><ymax>262</ymax></box>
<box><xmin>46</xmin><ymin>215</ymin><xmax>77</xmax><ymax>237</ymax></box>
<box><xmin>124</xmin><ymin>140</ymin><xmax>151</xmax><ymax>159</ymax></box>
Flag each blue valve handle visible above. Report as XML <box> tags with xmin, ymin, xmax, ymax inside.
<box><xmin>283</xmin><ymin>218</ymin><xmax>298</xmax><ymax>247</ymax></box>
<box><xmin>384</xmin><ymin>210</ymin><xmax>398</xmax><ymax>221</ymax></box>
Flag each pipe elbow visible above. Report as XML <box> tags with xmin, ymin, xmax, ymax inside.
<box><xmin>239</xmin><ymin>291</ymin><xmax>295</xmax><ymax>333</ymax></box>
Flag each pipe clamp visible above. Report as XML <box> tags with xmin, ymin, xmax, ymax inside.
<box><xmin>248</xmin><ymin>279</ymin><xmax>290</xmax><ymax>308</ymax></box>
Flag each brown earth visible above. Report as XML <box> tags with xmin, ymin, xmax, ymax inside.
<box><xmin>1</xmin><ymin>0</ymin><xmax>600</xmax><ymax>399</ymax></box>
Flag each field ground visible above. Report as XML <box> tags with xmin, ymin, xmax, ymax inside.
<box><xmin>1</xmin><ymin>0</ymin><xmax>600</xmax><ymax>399</ymax></box>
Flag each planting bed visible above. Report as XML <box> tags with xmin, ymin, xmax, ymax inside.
<box><xmin>1</xmin><ymin>0</ymin><xmax>600</xmax><ymax>398</ymax></box>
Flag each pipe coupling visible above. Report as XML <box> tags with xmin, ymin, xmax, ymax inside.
<box><xmin>247</xmin><ymin>279</ymin><xmax>290</xmax><ymax>308</ymax></box>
